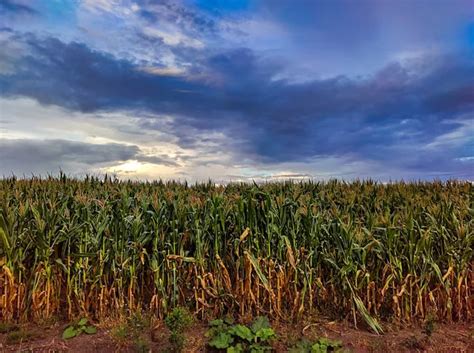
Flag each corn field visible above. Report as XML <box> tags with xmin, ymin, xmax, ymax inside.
<box><xmin>0</xmin><ymin>176</ymin><xmax>472</xmax><ymax>332</ymax></box>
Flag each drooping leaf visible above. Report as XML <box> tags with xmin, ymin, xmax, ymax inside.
<box><xmin>245</xmin><ymin>252</ymin><xmax>270</xmax><ymax>291</ymax></box>
<box><xmin>353</xmin><ymin>295</ymin><xmax>383</xmax><ymax>334</ymax></box>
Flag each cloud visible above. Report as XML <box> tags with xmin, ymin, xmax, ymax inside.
<box><xmin>0</xmin><ymin>31</ymin><xmax>473</xmax><ymax>179</ymax></box>
<box><xmin>137</xmin><ymin>65</ymin><xmax>186</xmax><ymax>76</ymax></box>
<box><xmin>135</xmin><ymin>0</ymin><xmax>220</xmax><ymax>36</ymax></box>
<box><xmin>0</xmin><ymin>138</ymin><xmax>179</xmax><ymax>176</ymax></box>
<box><xmin>0</xmin><ymin>0</ymin><xmax>37</xmax><ymax>15</ymax></box>
<box><xmin>135</xmin><ymin>154</ymin><xmax>179</xmax><ymax>167</ymax></box>
<box><xmin>241</xmin><ymin>0</ymin><xmax>474</xmax><ymax>77</ymax></box>
<box><xmin>142</xmin><ymin>26</ymin><xmax>204</xmax><ymax>48</ymax></box>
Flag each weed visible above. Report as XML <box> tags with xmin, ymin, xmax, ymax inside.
<box><xmin>289</xmin><ymin>337</ymin><xmax>346</xmax><ymax>353</ymax></box>
<box><xmin>110</xmin><ymin>312</ymin><xmax>152</xmax><ymax>351</ymax></box>
<box><xmin>128</xmin><ymin>312</ymin><xmax>151</xmax><ymax>332</ymax></box>
<box><xmin>423</xmin><ymin>313</ymin><xmax>437</xmax><ymax>337</ymax></box>
<box><xmin>206</xmin><ymin>316</ymin><xmax>276</xmax><ymax>352</ymax></box>
<box><xmin>111</xmin><ymin>323</ymin><xmax>129</xmax><ymax>344</ymax></box>
<box><xmin>62</xmin><ymin>318</ymin><xmax>97</xmax><ymax>340</ymax></box>
<box><xmin>165</xmin><ymin>307</ymin><xmax>193</xmax><ymax>352</ymax></box>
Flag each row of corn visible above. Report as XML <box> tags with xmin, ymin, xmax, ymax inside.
<box><xmin>0</xmin><ymin>176</ymin><xmax>472</xmax><ymax>332</ymax></box>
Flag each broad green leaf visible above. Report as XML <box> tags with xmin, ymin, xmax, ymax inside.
<box><xmin>311</xmin><ymin>343</ymin><xmax>325</xmax><ymax>353</ymax></box>
<box><xmin>254</xmin><ymin>327</ymin><xmax>275</xmax><ymax>341</ymax></box>
<box><xmin>251</xmin><ymin>316</ymin><xmax>270</xmax><ymax>333</ymax></box>
<box><xmin>209</xmin><ymin>319</ymin><xmax>224</xmax><ymax>327</ymax></box>
<box><xmin>227</xmin><ymin>343</ymin><xmax>244</xmax><ymax>353</ymax></box>
<box><xmin>209</xmin><ymin>332</ymin><xmax>233</xmax><ymax>349</ymax></box>
<box><xmin>230</xmin><ymin>324</ymin><xmax>253</xmax><ymax>341</ymax></box>
<box><xmin>62</xmin><ymin>326</ymin><xmax>77</xmax><ymax>340</ymax></box>
<box><xmin>84</xmin><ymin>326</ymin><xmax>97</xmax><ymax>334</ymax></box>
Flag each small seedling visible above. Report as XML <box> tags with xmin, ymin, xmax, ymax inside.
<box><xmin>62</xmin><ymin>318</ymin><xmax>97</xmax><ymax>340</ymax></box>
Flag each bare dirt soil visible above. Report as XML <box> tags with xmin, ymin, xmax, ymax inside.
<box><xmin>0</xmin><ymin>319</ymin><xmax>472</xmax><ymax>353</ymax></box>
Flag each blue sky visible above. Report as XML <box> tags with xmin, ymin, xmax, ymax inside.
<box><xmin>0</xmin><ymin>0</ymin><xmax>473</xmax><ymax>181</ymax></box>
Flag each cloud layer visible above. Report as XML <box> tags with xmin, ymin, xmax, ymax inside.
<box><xmin>0</xmin><ymin>0</ymin><xmax>473</xmax><ymax>180</ymax></box>
<box><xmin>0</xmin><ymin>138</ymin><xmax>179</xmax><ymax>176</ymax></box>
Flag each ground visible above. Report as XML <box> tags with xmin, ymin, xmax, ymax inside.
<box><xmin>0</xmin><ymin>319</ymin><xmax>472</xmax><ymax>352</ymax></box>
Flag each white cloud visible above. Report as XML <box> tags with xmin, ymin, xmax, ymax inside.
<box><xmin>142</xmin><ymin>26</ymin><xmax>204</xmax><ymax>49</ymax></box>
<box><xmin>137</xmin><ymin>65</ymin><xmax>186</xmax><ymax>76</ymax></box>
<box><xmin>424</xmin><ymin>117</ymin><xmax>474</xmax><ymax>150</ymax></box>
<box><xmin>456</xmin><ymin>156</ymin><xmax>474</xmax><ymax>162</ymax></box>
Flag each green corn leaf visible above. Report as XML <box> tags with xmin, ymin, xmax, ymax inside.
<box><xmin>0</xmin><ymin>226</ymin><xmax>9</xmax><ymax>253</ymax></box>
<box><xmin>245</xmin><ymin>252</ymin><xmax>270</xmax><ymax>292</ymax></box>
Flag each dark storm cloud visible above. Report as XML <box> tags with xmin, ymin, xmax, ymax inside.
<box><xmin>0</xmin><ymin>31</ymin><xmax>473</xmax><ymax>177</ymax></box>
<box><xmin>0</xmin><ymin>139</ymin><xmax>179</xmax><ymax>176</ymax></box>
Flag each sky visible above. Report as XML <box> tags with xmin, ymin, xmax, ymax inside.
<box><xmin>0</xmin><ymin>0</ymin><xmax>473</xmax><ymax>182</ymax></box>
